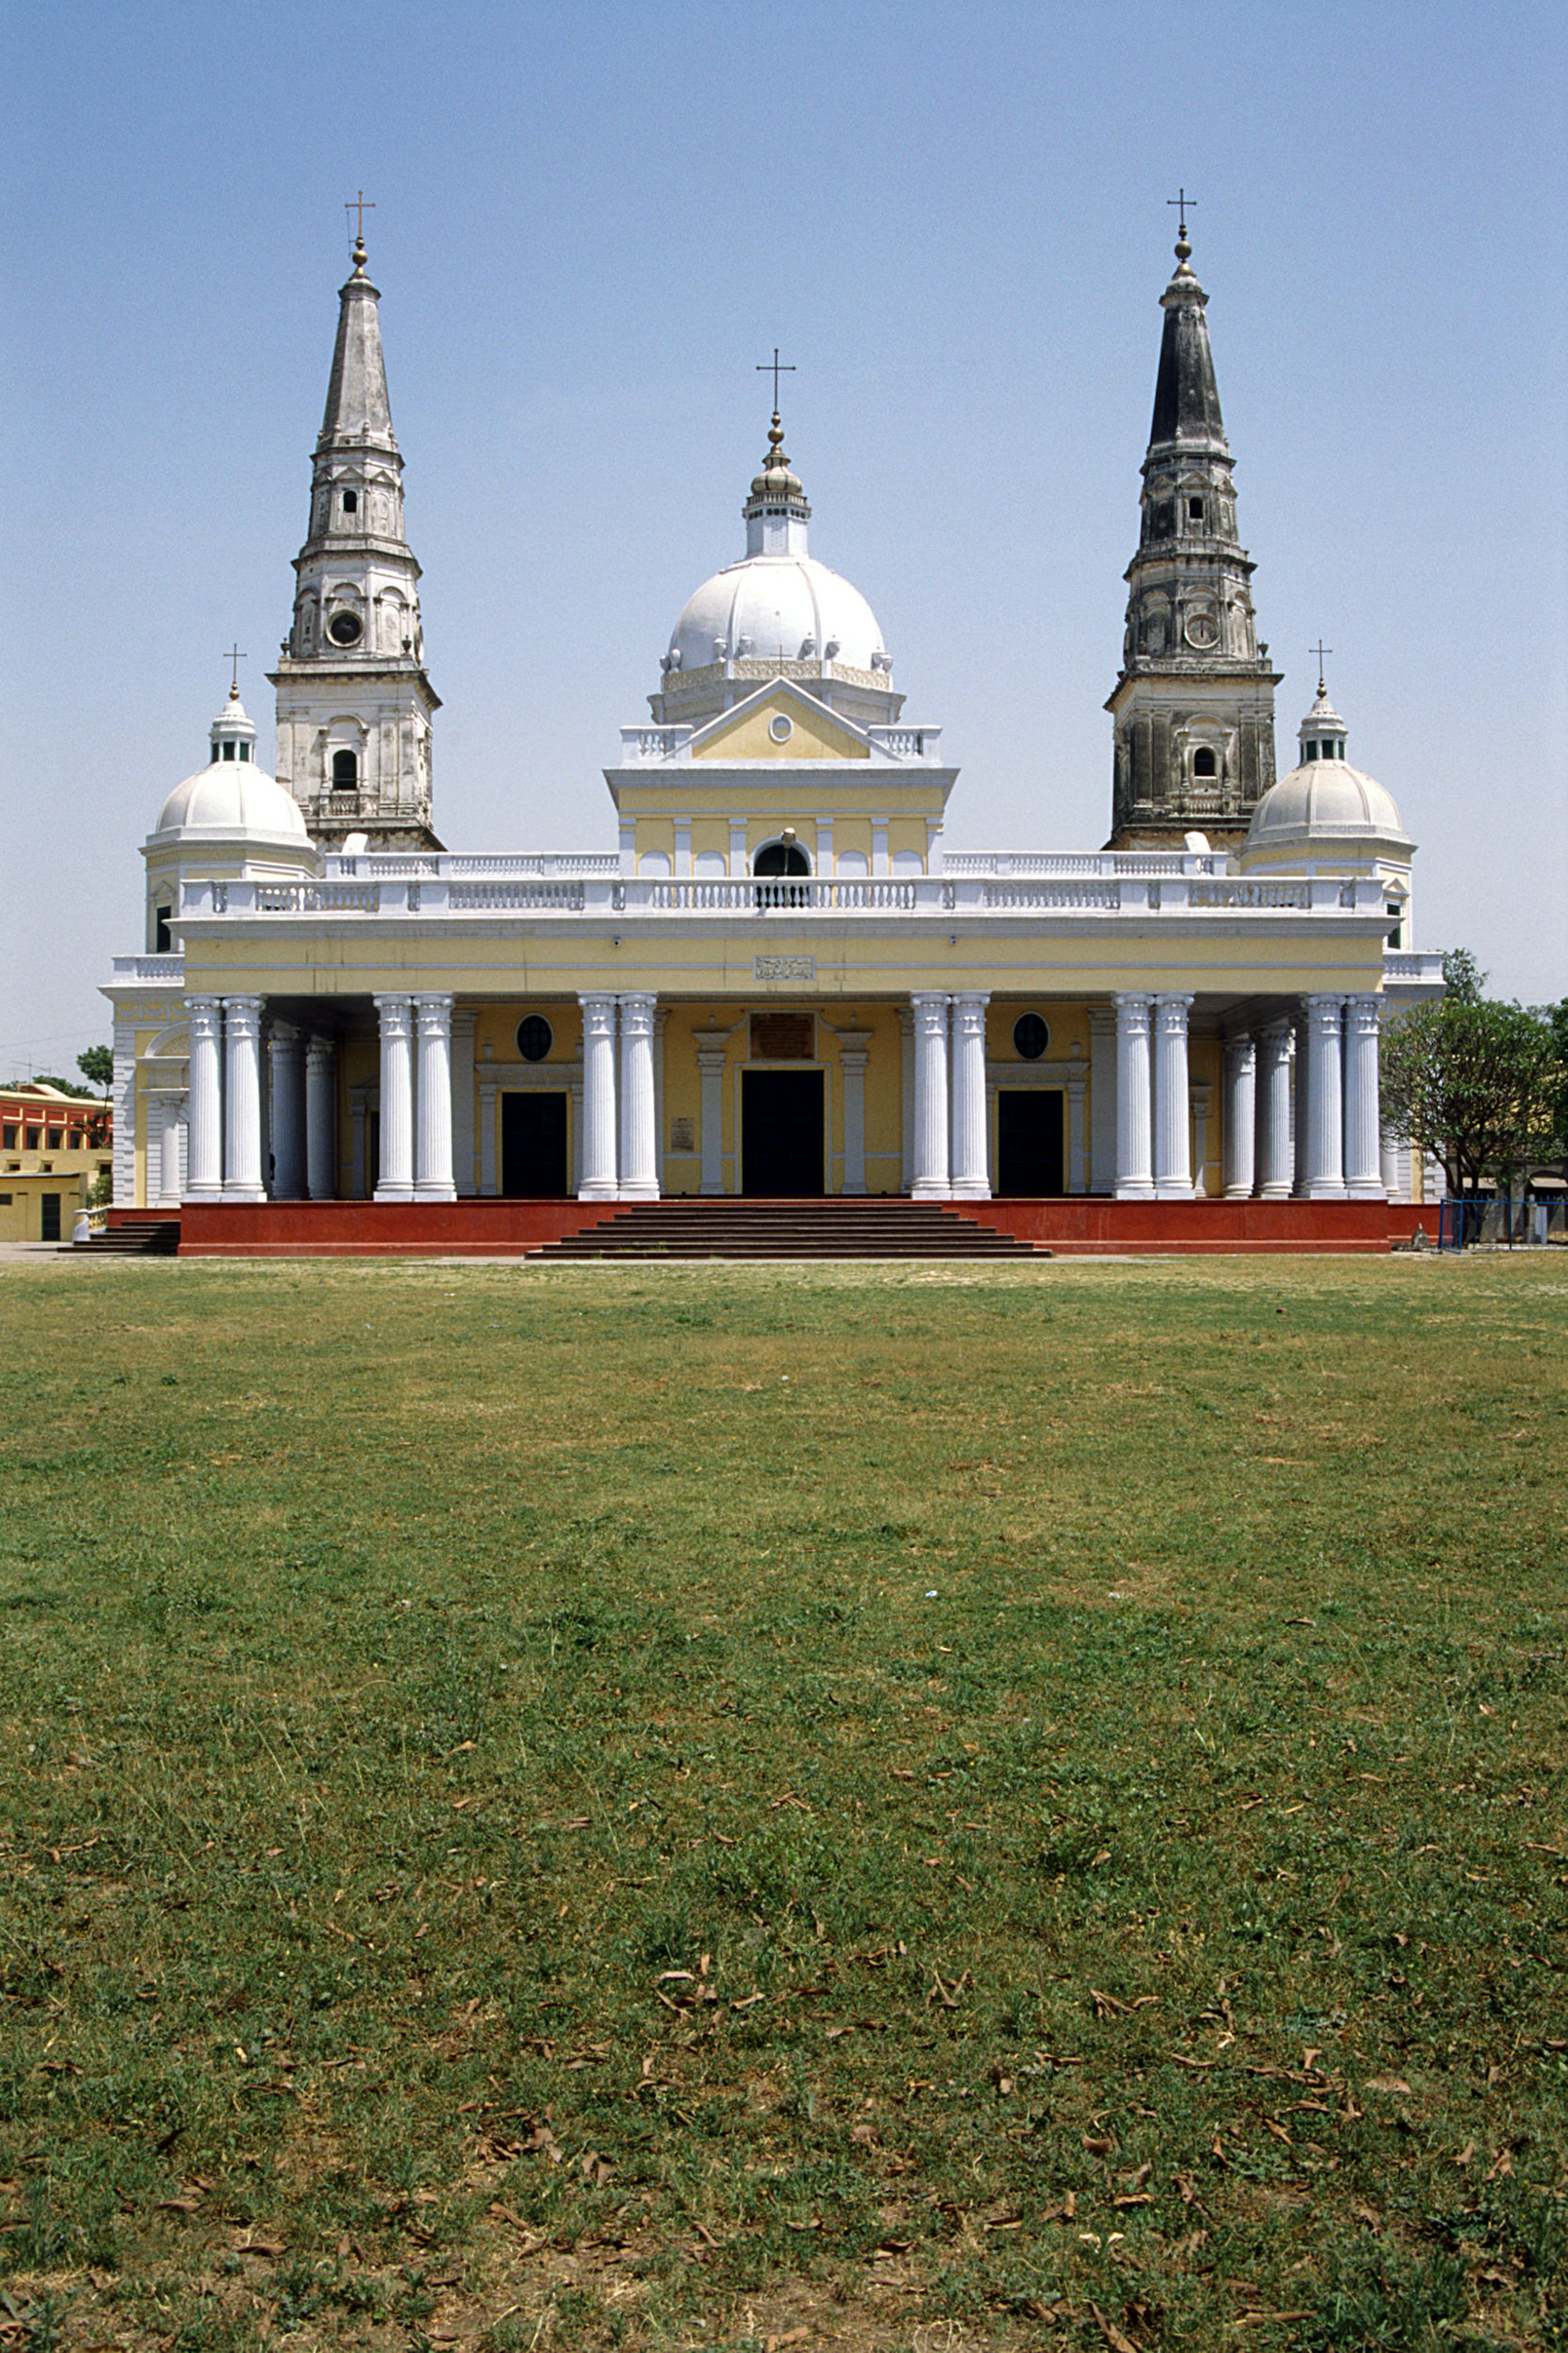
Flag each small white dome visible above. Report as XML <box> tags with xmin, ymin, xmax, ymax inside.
<box><xmin>155</xmin><ymin>760</ymin><xmax>310</xmax><ymax>842</ymax></box>
<box><xmin>668</xmin><ymin>553</ymin><xmax>886</xmax><ymax>677</ymax></box>
<box><xmin>1247</xmin><ymin>759</ymin><xmax>1407</xmax><ymax>847</ymax></box>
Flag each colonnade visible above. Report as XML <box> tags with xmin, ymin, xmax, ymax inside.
<box><xmin>1112</xmin><ymin>989</ymin><xmax>1383</xmax><ymax>1201</ymax></box>
<box><xmin>185</xmin><ymin>992</ymin><xmax>348</xmax><ymax>1202</ymax></box>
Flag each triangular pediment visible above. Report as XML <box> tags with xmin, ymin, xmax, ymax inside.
<box><xmin>688</xmin><ymin>681</ymin><xmax>871</xmax><ymax>762</ymax></box>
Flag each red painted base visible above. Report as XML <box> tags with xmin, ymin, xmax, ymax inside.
<box><xmin>172</xmin><ymin>1195</ymin><xmax>1420</xmax><ymax>1258</ymax></box>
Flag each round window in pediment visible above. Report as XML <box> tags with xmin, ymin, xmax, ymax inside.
<box><xmin>328</xmin><ymin>610</ymin><xmax>363</xmax><ymax>647</ymax></box>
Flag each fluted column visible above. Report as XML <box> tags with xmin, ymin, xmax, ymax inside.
<box><xmin>157</xmin><ymin>1094</ymin><xmax>186</xmax><ymax>1208</ymax></box>
<box><xmin>1088</xmin><ymin>1008</ymin><xmax>1117</xmax><ymax>1193</ymax></box>
<box><xmin>414</xmin><ymin>994</ymin><xmax>456</xmax><ymax>1200</ymax></box>
<box><xmin>1152</xmin><ymin>993</ymin><xmax>1194</xmax><ymax>1198</ymax></box>
<box><xmin>1343</xmin><ymin>995</ymin><xmax>1385</xmax><ymax>1197</ymax></box>
<box><xmin>910</xmin><ymin>992</ymin><xmax>951</xmax><ymax>1199</ymax></box>
<box><xmin>1254</xmin><ymin>1022</ymin><xmax>1294</xmax><ymax>1197</ymax></box>
<box><xmin>305</xmin><ymin>1036</ymin><xmax>337</xmax><ymax>1200</ymax></box>
<box><xmin>185</xmin><ymin>996</ymin><xmax>223</xmax><ymax>1199</ymax></box>
<box><xmin>269</xmin><ymin>1023</ymin><xmax>307</xmax><ymax>1199</ymax></box>
<box><xmin>1223</xmin><ymin>1034</ymin><xmax>1257</xmax><ymax>1199</ymax></box>
<box><xmin>1292</xmin><ymin>1009</ymin><xmax>1310</xmax><ymax>1197</ymax></box>
<box><xmin>618</xmin><ymin>992</ymin><xmax>659</xmax><ymax>1200</ymax></box>
<box><xmin>222</xmin><ymin>996</ymin><xmax>265</xmax><ymax>1201</ymax></box>
<box><xmin>697</xmin><ymin>1033</ymin><xmax>728</xmax><ymax>1196</ymax></box>
<box><xmin>949</xmin><ymin>992</ymin><xmax>991</xmax><ymax>1199</ymax></box>
<box><xmin>1114</xmin><ymin>993</ymin><xmax>1154</xmax><ymax>1198</ymax></box>
<box><xmin>1302</xmin><ymin>994</ymin><xmax>1348</xmax><ymax>1199</ymax></box>
<box><xmin>839</xmin><ymin>1030</ymin><xmax>870</xmax><ymax>1196</ymax></box>
<box><xmin>899</xmin><ymin>1005</ymin><xmax>916</xmax><ymax>1193</ymax></box>
<box><xmin>451</xmin><ymin>1010</ymin><xmax>477</xmax><ymax>1197</ymax></box>
<box><xmin>578</xmin><ymin>994</ymin><xmax>619</xmax><ymax>1200</ymax></box>
<box><xmin>373</xmin><ymin>994</ymin><xmax>415</xmax><ymax>1201</ymax></box>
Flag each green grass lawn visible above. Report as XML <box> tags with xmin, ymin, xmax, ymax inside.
<box><xmin>0</xmin><ymin>1253</ymin><xmax>1565</xmax><ymax>2353</ymax></box>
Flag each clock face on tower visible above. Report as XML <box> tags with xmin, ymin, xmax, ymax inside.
<box><xmin>1184</xmin><ymin>610</ymin><xmax>1219</xmax><ymax>651</ymax></box>
<box><xmin>328</xmin><ymin>611</ymin><xmax>363</xmax><ymax>647</ymax></box>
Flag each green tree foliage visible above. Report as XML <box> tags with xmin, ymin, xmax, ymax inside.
<box><xmin>1380</xmin><ymin>951</ymin><xmax>1564</xmax><ymax>1197</ymax></box>
<box><xmin>76</xmin><ymin>1045</ymin><xmax>114</xmax><ymax>1094</ymax></box>
<box><xmin>28</xmin><ymin>1071</ymin><xmax>93</xmax><ymax>1097</ymax></box>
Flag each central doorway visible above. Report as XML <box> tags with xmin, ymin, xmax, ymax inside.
<box><xmin>742</xmin><ymin>1069</ymin><xmax>824</xmax><ymax>1196</ymax></box>
<box><xmin>997</xmin><ymin>1089</ymin><xmax>1065</xmax><ymax>1195</ymax></box>
<box><xmin>501</xmin><ymin>1091</ymin><xmax>568</xmax><ymax>1197</ymax></box>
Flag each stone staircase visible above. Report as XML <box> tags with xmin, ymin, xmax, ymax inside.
<box><xmin>535</xmin><ymin>1199</ymin><xmax>1046</xmax><ymax>1261</ymax></box>
<box><xmin>72</xmin><ymin>1217</ymin><xmax>180</xmax><ymax>1257</ymax></box>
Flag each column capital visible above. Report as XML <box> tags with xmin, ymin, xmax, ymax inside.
<box><xmin>305</xmin><ymin>1032</ymin><xmax>335</xmax><ymax>1068</ymax></box>
<box><xmin>186</xmin><ymin>994</ymin><xmax>222</xmax><ymax>1037</ymax></box>
<box><xmin>619</xmin><ymin>991</ymin><xmax>657</xmax><ymax>1038</ymax></box>
<box><xmin>1225</xmin><ymin>1031</ymin><xmax>1257</xmax><ymax>1070</ymax></box>
<box><xmin>1345</xmin><ymin>993</ymin><xmax>1383</xmax><ymax>1032</ymax></box>
<box><xmin>223</xmin><ymin>994</ymin><xmax>263</xmax><ymax>1027</ymax></box>
<box><xmin>372</xmin><ymin>992</ymin><xmax>414</xmax><ymax>1034</ymax></box>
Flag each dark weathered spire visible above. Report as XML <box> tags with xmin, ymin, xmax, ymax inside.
<box><xmin>1148</xmin><ymin>238</ymin><xmax>1228</xmax><ymax>454</ymax></box>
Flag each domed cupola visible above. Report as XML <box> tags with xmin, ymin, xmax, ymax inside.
<box><xmin>1240</xmin><ymin>671</ymin><xmax>1414</xmax><ymax>925</ymax></box>
<box><xmin>650</xmin><ymin>406</ymin><xmax>903</xmax><ymax>732</ymax></box>
<box><xmin>151</xmin><ymin>689</ymin><xmax>312</xmax><ymax>846</ymax></box>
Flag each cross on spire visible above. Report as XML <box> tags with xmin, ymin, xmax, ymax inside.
<box><xmin>1167</xmin><ymin>186</ymin><xmax>1197</xmax><ymax>235</ymax></box>
<box><xmin>224</xmin><ymin>643</ymin><xmax>247</xmax><ymax>691</ymax></box>
<box><xmin>344</xmin><ymin>189</ymin><xmax>375</xmax><ymax>255</ymax></box>
<box><xmin>1310</xmin><ymin>641</ymin><xmax>1333</xmax><ymax>693</ymax></box>
<box><xmin>756</xmin><ymin>347</ymin><xmax>796</xmax><ymax>415</ymax></box>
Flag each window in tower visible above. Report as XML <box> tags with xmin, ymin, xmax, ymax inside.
<box><xmin>342</xmin><ymin>489</ymin><xmax>358</xmax><ymax>514</ymax></box>
<box><xmin>332</xmin><ymin>749</ymin><xmax>358</xmax><ymax>791</ymax></box>
<box><xmin>1188</xmin><ymin>497</ymin><xmax>1205</xmax><ymax>523</ymax></box>
<box><xmin>154</xmin><ymin>903</ymin><xmax>172</xmax><ymax>952</ymax></box>
<box><xmin>1152</xmin><ymin>501</ymin><xmax>1175</xmax><ymax>539</ymax></box>
<box><xmin>222</xmin><ymin>741</ymin><xmax>236</xmax><ymax>760</ymax></box>
<box><xmin>1193</xmin><ymin>747</ymin><xmax>1218</xmax><ymax>779</ymax></box>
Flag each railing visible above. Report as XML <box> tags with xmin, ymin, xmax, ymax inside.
<box><xmin>944</xmin><ymin>851</ymin><xmax>1216</xmax><ymax>878</ymax></box>
<box><xmin>1383</xmin><ymin>951</ymin><xmax>1446</xmax><ymax>987</ymax></box>
<box><xmin>1438</xmin><ymin>1195</ymin><xmax>1568</xmax><ymax>1250</ymax></box>
<box><xmin>111</xmin><ymin>954</ymin><xmax>186</xmax><ymax>980</ymax></box>
<box><xmin>177</xmin><ymin>869</ymin><xmax>1391</xmax><ymax>924</ymax></box>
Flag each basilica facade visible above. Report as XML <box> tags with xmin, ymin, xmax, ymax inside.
<box><xmin>105</xmin><ymin>224</ymin><xmax>1442</xmax><ymax>1253</ymax></box>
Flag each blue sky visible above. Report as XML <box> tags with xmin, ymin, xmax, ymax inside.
<box><xmin>2</xmin><ymin>0</ymin><xmax>1564</xmax><ymax>1074</ymax></box>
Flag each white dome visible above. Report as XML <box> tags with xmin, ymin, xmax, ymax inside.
<box><xmin>154</xmin><ymin>760</ymin><xmax>310</xmax><ymax>843</ymax></box>
<box><xmin>667</xmin><ymin>553</ymin><xmax>886</xmax><ymax>676</ymax></box>
<box><xmin>1247</xmin><ymin>758</ymin><xmax>1407</xmax><ymax>848</ymax></box>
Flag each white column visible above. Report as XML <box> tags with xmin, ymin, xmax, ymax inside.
<box><xmin>1191</xmin><ymin>1081</ymin><xmax>1212</xmax><ymax>1198</ymax></box>
<box><xmin>1343</xmin><ymin>994</ymin><xmax>1385</xmax><ymax>1198</ymax></box>
<box><xmin>578</xmin><ymin>993</ymin><xmax>619</xmax><ymax>1199</ymax></box>
<box><xmin>653</xmin><ymin>1008</ymin><xmax>668</xmax><ymax>1194</ymax></box>
<box><xmin>1088</xmin><ymin>1008</ymin><xmax>1117</xmax><ymax>1193</ymax></box>
<box><xmin>373</xmin><ymin>994</ymin><xmax>415</xmax><ymax>1201</ymax></box>
<box><xmin>305</xmin><ymin>1036</ymin><xmax>337</xmax><ymax>1199</ymax></box>
<box><xmin>1223</xmin><ymin>1034</ymin><xmax>1257</xmax><ymax>1199</ymax></box>
<box><xmin>222</xmin><ymin>996</ymin><xmax>265</xmax><ymax>1201</ymax></box>
<box><xmin>1292</xmin><ymin>1010</ymin><xmax>1311</xmax><ymax>1197</ymax></box>
<box><xmin>414</xmin><ymin>994</ymin><xmax>456</xmax><ymax>1200</ymax></box>
<box><xmin>1114</xmin><ymin>993</ymin><xmax>1155</xmax><ymax>1198</ymax></box>
<box><xmin>269</xmin><ymin>1023</ymin><xmax>307</xmax><ymax>1199</ymax></box>
<box><xmin>1067</xmin><ymin>1054</ymin><xmax>1088</xmax><ymax>1194</ymax></box>
<box><xmin>186</xmin><ymin>996</ymin><xmax>223</xmax><ymax>1200</ymax></box>
<box><xmin>911</xmin><ymin>991</ymin><xmax>951</xmax><ymax>1199</ymax></box>
<box><xmin>350</xmin><ymin>1088</ymin><xmax>370</xmax><ymax>1199</ymax></box>
<box><xmin>839</xmin><ymin>1031</ymin><xmax>869</xmax><ymax>1195</ymax></box>
<box><xmin>949</xmin><ymin>992</ymin><xmax>990</xmax><ymax>1199</ymax></box>
<box><xmin>898</xmin><ymin>1005</ymin><xmax>915</xmax><ymax>1193</ymax></box>
<box><xmin>1254</xmin><ymin>1023</ymin><xmax>1294</xmax><ymax>1197</ymax></box>
<box><xmin>1152</xmin><ymin>993</ymin><xmax>1194</xmax><ymax>1198</ymax></box>
<box><xmin>451</xmin><ymin>1010</ymin><xmax>477</xmax><ymax>1197</ymax></box>
<box><xmin>157</xmin><ymin>1094</ymin><xmax>185</xmax><ymax>1208</ymax></box>
<box><xmin>697</xmin><ymin>1032</ymin><xmax>728</xmax><ymax>1196</ymax></box>
<box><xmin>1302</xmin><ymin>994</ymin><xmax>1348</xmax><ymax>1199</ymax></box>
<box><xmin>618</xmin><ymin>992</ymin><xmax>659</xmax><ymax>1200</ymax></box>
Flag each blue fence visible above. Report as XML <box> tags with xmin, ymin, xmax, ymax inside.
<box><xmin>1437</xmin><ymin>1195</ymin><xmax>1568</xmax><ymax>1249</ymax></box>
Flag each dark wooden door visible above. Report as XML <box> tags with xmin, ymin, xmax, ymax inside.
<box><xmin>501</xmin><ymin>1092</ymin><xmax>568</xmax><ymax>1197</ymax></box>
<box><xmin>742</xmin><ymin>1070</ymin><xmax>824</xmax><ymax>1196</ymax></box>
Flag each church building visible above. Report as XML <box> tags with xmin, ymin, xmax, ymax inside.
<box><xmin>104</xmin><ymin>220</ymin><xmax>1443</xmax><ymax>1255</ymax></box>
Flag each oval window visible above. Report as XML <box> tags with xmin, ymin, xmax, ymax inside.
<box><xmin>516</xmin><ymin>1016</ymin><xmax>552</xmax><ymax>1063</ymax></box>
<box><xmin>1013</xmin><ymin>1012</ymin><xmax>1049</xmax><ymax>1060</ymax></box>
<box><xmin>328</xmin><ymin>611</ymin><xmax>363</xmax><ymax>646</ymax></box>
<box><xmin>769</xmin><ymin>713</ymin><xmax>794</xmax><ymax>743</ymax></box>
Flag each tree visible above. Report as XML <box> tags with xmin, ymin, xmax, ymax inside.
<box><xmin>77</xmin><ymin>1045</ymin><xmax>114</xmax><ymax>1096</ymax></box>
<box><xmin>29</xmin><ymin>1071</ymin><xmax>93</xmax><ymax>1097</ymax></box>
<box><xmin>1381</xmin><ymin>951</ymin><xmax>1564</xmax><ymax>1199</ymax></box>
